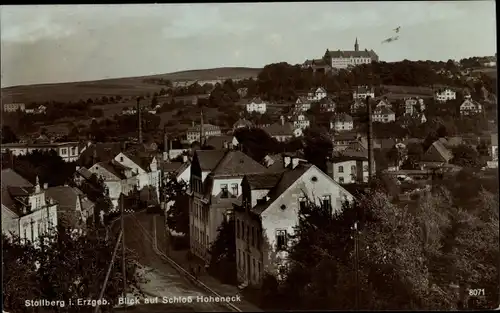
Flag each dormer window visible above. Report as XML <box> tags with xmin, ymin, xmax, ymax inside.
<box><xmin>220</xmin><ymin>184</ymin><xmax>228</xmax><ymax>198</ymax></box>
<box><xmin>120</xmin><ymin>156</ymin><xmax>124</xmax><ymax>162</ymax></box>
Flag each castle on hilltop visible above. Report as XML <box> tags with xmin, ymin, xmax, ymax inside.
<box><xmin>303</xmin><ymin>38</ymin><xmax>379</xmax><ymax>72</ymax></box>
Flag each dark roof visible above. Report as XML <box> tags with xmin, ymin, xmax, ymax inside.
<box><xmin>244</xmin><ymin>172</ymin><xmax>283</xmax><ymax>189</ymax></box>
<box><xmin>374</xmin><ymin>107</ymin><xmax>395</xmax><ymax>115</ymax></box>
<box><xmin>1</xmin><ymin>169</ymin><xmax>33</xmax><ymax>214</ymax></box>
<box><xmin>304</xmin><ymin>59</ymin><xmax>329</xmax><ymax>66</ymax></box>
<box><xmin>374</xmin><ymin>138</ymin><xmax>397</xmax><ymax>150</ymax></box>
<box><xmin>212</xmin><ymin>151</ymin><xmax>267</xmax><ymax>177</ymax></box>
<box><xmin>95</xmin><ymin>161</ymin><xmax>128</xmax><ymax>179</ymax></box>
<box><xmin>332</xmin><ymin>113</ymin><xmax>353</xmax><ymax>123</ymax></box>
<box><xmin>332</xmin><ymin>146</ymin><xmax>368</xmax><ymax>160</ymax></box>
<box><xmin>262</xmin><ymin>154</ymin><xmax>286</xmax><ymax>172</ymax></box>
<box><xmin>45</xmin><ymin>186</ymin><xmax>93</xmax><ymax>229</ymax></box>
<box><xmin>423</xmin><ymin>141</ymin><xmax>453</xmax><ymax>163</ymax></box>
<box><xmin>249</xmin><ymin>97</ymin><xmax>265</xmax><ymax>104</ymax></box>
<box><xmin>334</xmin><ymin>131</ymin><xmax>361</xmax><ymax>142</ymax></box>
<box><xmin>122</xmin><ymin>151</ymin><xmax>154</xmax><ymax>172</ymax></box>
<box><xmin>161</xmin><ymin>162</ymin><xmax>183</xmax><ymax>173</ymax></box>
<box><xmin>195</xmin><ymin>150</ymin><xmax>226</xmax><ymax>171</ymax></box>
<box><xmin>326</xmin><ymin>49</ymin><xmax>376</xmax><ymax>58</ymax></box>
<box><xmin>233</xmin><ymin>118</ymin><xmax>253</xmax><ymax>129</ymax></box>
<box><xmin>262</xmin><ymin>122</ymin><xmax>294</xmax><ymax>137</ymax></box>
<box><xmin>251</xmin><ymin>164</ymin><xmax>312</xmax><ymax>215</ymax></box>
<box><xmin>78</xmin><ymin>142</ymin><xmax>123</xmax><ymax>165</ymax></box>
<box><xmin>354</xmin><ymin>86</ymin><xmax>374</xmax><ymax>94</ymax></box>
<box><xmin>76</xmin><ymin>167</ymin><xmax>93</xmax><ymax>180</ymax></box>
<box><xmin>205</xmin><ymin>135</ymin><xmax>234</xmax><ymax>150</ymax></box>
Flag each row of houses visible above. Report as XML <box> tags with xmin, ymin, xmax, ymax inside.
<box><xmin>2</xmin><ymin>169</ymin><xmax>95</xmax><ymax>244</ymax></box>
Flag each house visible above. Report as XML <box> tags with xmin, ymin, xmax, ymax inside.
<box><xmin>187</xmin><ymin>150</ymin><xmax>268</xmax><ymax>263</ymax></box>
<box><xmin>293</xmin><ymin>114</ymin><xmax>310</xmax><ymax>130</ymax></box>
<box><xmin>1</xmin><ymin>141</ymin><xmax>83</xmax><ymax>162</ymax></box>
<box><xmin>328</xmin><ymin>150</ymin><xmax>371</xmax><ymax>184</ymax></box>
<box><xmin>307</xmin><ymin>87</ymin><xmax>327</xmax><ymax>102</ymax></box>
<box><xmin>404</xmin><ymin>97</ymin><xmax>425</xmax><ymax>115</ymax></box>
<box><xmin>324</xmin><ymin>38</ymin><xmax>379</xmax><ymax>69</ymax></box>
<box><xmin>186</xmin><ymin>123</ymin><xmax>222</xmax><ymax>144</ymax></box>
<box><xmin>1</xmin><ymin>169</ymin><xmax>58</xmax><ymax>243</ymax></box>
<box><xmin>330</xmin><ymin>114</ymin><xmax>354</xmax><ymax>132</ymax></box>
<box><xmin>372</xmin><ymin>107</ymin><xmax>396</xmax><ymax>123</ymax></box>
<box><xmin>435</xmin><ymin>88</ymin><xmax>457</xmax><ymax>102</ymax></box>
<box><xmin>351</xmin><ymin>99</ymin><xmax>366</xmax><ymax>113</ymax></box>
<box><xmin>3</xmin><ymin>103</ymin><xmax>26</xmax><ymax>112</ymax></box>
<box><xmin>261</xmin><ymin>117</ymin><xmax>295</xmax><ymax>142</ymax></box>
<box><xmin>459</xmin><ymin>97</ymin><xmax>483</xmax><ymax>116</ymax></box>
<box><xmin>205</xmin><ymin>135</ymin><xmax>239</xmax><ymax>150</ymax></box>
<box><xmin>332</xmin><ymin>132</ymin><xmax>367</xmax><ymax>152</ymax></box>
<box><xmin>237</xmin><ymin>88</ymin><xmax>248</xmax><ymax>98</ymax></box>
<box><xmin>234</xmin><ymin>158</ymin><xmax>354</xmax><ymax>285</ymax></box>
<box><xmin>353</xmin><ymin>86</ymin><xmax>375</xmax><ymax>100</ymax></box>
<box><xmin>302</xmin><ymin>59</ymin><xmax>331</xmax><ymax>73</ymax></box>
<box><xmin>295</xmin><ymin>96</ymin><xmax>311</xmax><ymax>112</ymax></box>
<box><xmin>233</xmin><ymin>118</ymin><xmax>253</xmax><ymax>131</ymax></box>
<box><xmin>77</xmin><ymin>142</ymin><xmax>122</xmax><ymax>167</ymax></box>
<box><xmin>318</xmin><ymin>97</ymin><xmax>336</xmax><ymax>112</ymax></box>
<box><xmin>422</xmin><ymin>140</ymin><xmax>454</xmax><ymax>164</ymax></box>
<box><xmin>246</xmin><ymin>97</ymin><xmax>267</xmax><ymax>114</ymax></box>
<box><xmin>45</xmin><ymin>186</ymin><xmax>95</xmax><ymax>230</ymax></box>
<box><xmin>161</xmin><ymin>162</ymin><xmax>189</xmax><ymax>183</ymax></box>
<box><xmin>375</xmin><ymin>99</ymin><xmax>392</xmax><ymax>109</ymax></box>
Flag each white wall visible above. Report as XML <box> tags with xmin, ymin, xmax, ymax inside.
<box><xmin>2</xmin><ymin>205</ymin><xmax>19</xmax><ymax>237</ymax></box>
<box><xmin>19</xmin><ymin>204</ymin><xmax>58</xmax><ymax>245</ymax></box>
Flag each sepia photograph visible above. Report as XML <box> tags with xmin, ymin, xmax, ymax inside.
<box><xmin>1</xmin><ymin>2</ymin><xmax>498</xmax><ymax>312</ymax></box>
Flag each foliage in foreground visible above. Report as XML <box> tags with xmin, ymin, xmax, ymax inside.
<box><xmin>208</xmin><ymin>219</ymin><xmax>238</xmax><ymax>285</ymax></box>
<box><xmin>3</xmin><ymin>225</ymin><xmax>146</xmax><ymax>313</ymax></box>
<box><xmin>261</xmin><ymin>188</ymin><xmax>499</xmax><ymax>310</ymax></box>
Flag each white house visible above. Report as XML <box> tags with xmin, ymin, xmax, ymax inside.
<box><xmin>307</xmin><ymin>87</ymin><xmax>327</xmax><ymax>102</ymax></box>
<box><xmin>435</xmin><ymin>88</ymin><xmax>456</xmax><ymax>102</ymax></box>
<box><xmin>404</xmin><ymin>98</ymin><xmax>425</xmax><ymax>115</ymax></box>
<box><xmin>187</xmin><ymin>150</ymin><xmax>268</xmax><ymax>263</ymax></box>
<box><xmin>246</xmin><ymin>97</ymin><xmax>267</xmax><ymax>114</ymax></box>
<box><xmin>1</xmin><ymin>170</ymin><xmax>58</xmax><ymax>244</ymax></box>
<box><xmin>295</xmin><ymin>96</ymin><xmax>311</xmax><ymax>112</ymax></box>
<box><xmin>330</xmin><ymin>113</ymin><xmax>354</xmax><ymax>132</ymax></box>
<box><xmin>376</xmin><ymin>99</ymin><xmax>392</xmax><ymax>109</ymax></box>
<box><xmin>372</xmin><ymin>107</ymin><xmax>396</xmax><ymax>123</ymax></box>
<box><xmin>1</xmin><ymin>142</ymin><xmax>83</xmax><ymax>162</ymax></box>
<box><xmin>234</xmin><ymin>158</ymin><xmax>354</xmax><ymax>286</ymax></box>
<box><xmin>324</xmin><ymin>39</ymin><xmax>379</xmax><ymax>69</ymax></box>
<box><xmin>328</xmin><ymin>151</ymin><xmax>371</xmax><ymax>184</ymax></box>
<box><xmin>186</xmin><ymin>123</ymin><xmax>222</xmax><ymax>144</ymax></box>
<box><xmin>293</xmin><ymin>114</ymin><xmax>310</xmax><ymax>130</ymax></box>
<box><xmin>353</xmin><ymin>86</ymin><xmax>375</xmax><ymax>100</ymax></box>
<box><xmin>3</xmin><ymin>103</ymin><xmax>26</xmax><ymax>112</ymax></box>
<box><xmin>459</xmin><ymin>97</ymin><xmax>483</xmax><ymax>116</ymax></box>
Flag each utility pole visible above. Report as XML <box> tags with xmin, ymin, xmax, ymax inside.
<box><xmin>366</xmin><ymin>95</ymin><xmax>374</xmax><ymax>183</ymax></box>
<box><xmin>353</xmin><ymin>221</ymin><xmax>360</xmax><ymax>310</ymax></box>
<box><xmin>137</xmin><ymin>97</ymin><xmax>143</xmax><ymax>144</ymax></box>
<box><xmin>120</xmin><ymin>193</ymin><xmax>127</xmax><ymax>302</ymax></box>
<box><xmin>94</xmin><ymin>230</ymin><xmax>123</xmax><ymax>313</ymax></box>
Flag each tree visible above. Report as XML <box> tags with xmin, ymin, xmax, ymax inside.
<box><xmin>1</xmin><ymin>125</ymin><xmax>18</xmax><ymax>143</ymax></box>
<box><xmin>151</xmin><ymin>95</ymin><xmax>158</xmax><ymax>108</ymax></box>
<box><xmin>234</xmin><ymin>127</ymin><xmax>277</xmax><ymax>163</ymax></box>
<box><xmin>208</xmin><ymin>219</ymin><xmax>237</xmax><ymax>285</ymax></box>
<box><xmin>162</xmin><ymin>173</ymin><xmax>189</xmax><ymax>236</ymax></box>
<box><xmin>3</xmin><ymin>226</ymin><xmax>146</xmax><ymax>313</ymax></box>
<box><xmin>303</xmin><ymin>127</ymin><xmax>332</xmax><ymax>173</ymax></box>
<box><xmin>450</xmin><ymin>144</ymin><xmax>481</xmax><ymax>168</ymax></box>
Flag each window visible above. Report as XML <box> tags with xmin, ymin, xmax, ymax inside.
<box><xmin>321</xmin><ymin>195</ymin><xmax>332</xmax><ymax>211</ymax></box>
<box><xmin>61</xmin><ymin>148</ymin><xmax>67</xmax><ymax>155</ymax></box>
<box><xmin>236</xmin><ymin>220</ymin><xmax>240</xmax><ymax>239</ymax></box>
<box><xmin>258</xmin><ymin>262</ymin><xmax>261</xmax><ymax>277</ymax></box>
<box><xmin>299</xmin><ymin>197</ymin><xmax>307</xmax><ymax>211</ymax></box>
<box><xmin>252</xmin><ymin>258</ymin><xmax>256</xmax><ymax>280</ymax></box>
<box><xmin>276</xmin><ymin>230</ymin><xmax>287</xmax><ymax>250</ymax></box>
<box><xmin>351</xmin><ymin>165</ymin><xmax>356</xmax><ymax>173</ymax></box>
<box><xmin>231</xmin><ymin>183</ymin><xmax>238</xmax><ymax>197</ymax></box>
<box><xmin>120</xmin><ymin>156</ymin><xmax>124</xmax><ymax>162</ymax></box>
<box><xmin>338</xmin><ymin>166</ymin><xmax>344</xmax><ymax>173</ymax></box>
<box><xmin>221</xmin><ymin>184</ymin><xmax>228</xmax><ymax>198</ymax></box>
<box><xmin>363</xmin><ymin>165</ymin><xmax>369</xmax><ymax>171</ymax></box>
<box><xmin>339</xmin><ymin>177</ymin><xmax>344</xmax><ymax>184</ymax></box>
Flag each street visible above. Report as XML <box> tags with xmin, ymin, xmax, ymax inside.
<box><xmin>110</xmin><ymin>212</ymin><xmax>231</xmax><ymax>312</ymax></box>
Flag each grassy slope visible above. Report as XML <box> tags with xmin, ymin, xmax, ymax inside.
<box><xmin>1</xmin><ymin>67</ymin><xmax>261</xmax><ymax>104</ymax></box>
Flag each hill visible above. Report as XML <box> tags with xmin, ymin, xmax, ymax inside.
<box><xmin>1</xmin><ymin>67</ymin><xmax>261</xmax><ymax>104</ymax></box>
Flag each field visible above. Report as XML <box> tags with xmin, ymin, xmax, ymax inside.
<box><xmin>1</xmin><ymin>67</ymin><xmax>261</xmax><ymax>104</ymax></box>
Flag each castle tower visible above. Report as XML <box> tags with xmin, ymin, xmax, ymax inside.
<box><xmin>354</xmin><ymin>38</ymin><xmax>359</xmax><ymax>52</ymax></box>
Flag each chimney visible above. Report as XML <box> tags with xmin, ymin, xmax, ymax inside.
<box><xmin>280</xmin><ymin>115</ymin><xmax>285</xmax><ymax>126</ymax></box>
<box><xmin>192</xmin><ymin>121</ymin><xmax>195</xmax><ymax>127</ymax></box>
<box><xmin>43</xmin><ymin>183</ymin><xmax>48</xmax><ymax>189</ymax></box>
<box><xmin>283</xmin><ymin>155</ymin><xmax>291</xmax><ymax>168</ymax></box>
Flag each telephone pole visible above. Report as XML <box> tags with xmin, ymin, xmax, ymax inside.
<box><xmin>137</xmin><ymin>97</ymin><xmax>143</xmax><ymax>144</ymax></box>
<box><xmin>366</xmin><ymin>95</ymin><xmax>374</xmax><ymax>183</ymax></box>
<box><xmin>353</xmin><ymin>221</ymin><xmax>360</xmax><ymax>310</ymax></box>
<box><xmin>120</xmin><ymin>193</ymin><xmax>127</xmax><ymax>302</ymax></box>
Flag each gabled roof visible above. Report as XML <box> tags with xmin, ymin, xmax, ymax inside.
<box><xmin>93</xmin><ymin>161</ymin><xmax>128</xmax><ymax>180</ymax></box>
<box><xmin>233</xmin><ymin>118</ymin><xmax>253</xmax><ymax>129</ymax></box>
<box><xmin>424</xmin><ymin>140</ymin><xmax>453</xmax><ymax>163</ymax></box>
<box><xmin>1</xmin><ymin>169</ymin><xmax>34</xmax><ymax>212</ymax></box>
<box><xmin>332</xmin><ymin>113</ymin><xmax>353</xmax><ymax>123</ymax></box>
<box><xmin>262</xmin><ymin>122</ymin><xmax>294</xmax><ymax>137</ymax></box>
<box><xmin>251</xmin><ymin>164</ymin><xmax>312</xmax><ymax>215</ymax></box>
<box><xmin>296</xmin><ymin>96</ymin><xmax>309</xmax><ymax>103</ymax></box>
<box><xmin>205</xmin><ymin>135</ymin><xmax>235</xmax><ymax>150</ymax></box>
<box><xmin>45</xmin><ymin>186</ymin><xmax>92</xmax><ymax>228</ymax></box>
<box><xmin>249</xmin><ymin>97</ymin><xmax>265</xmax><ymax>104</ymax></box>
<box><xmin>78</xmin><ymin>142</ymin><xmax>123</xmax><ymax>165</ymax></box>
<box><xmin>326</xmin><ymin>49</ymin><xmax>376</xmax><ymax>59</ymax></box>
<box><xmin>318</xmin><ymin>96</ymin><xmax>336</xmax><ymax>105</ymax></box>
<box><xmin>161</xmin><ymin>162</ymin><xmax>183</xmax><ymax>173</ymax></box>
<box><xmin>244</xmin><ymin>172</ymin><xmax>283</xmax><ymax>190</ymax></box>
<box><xmin>122</xmin><ymin>150</ymin><xmax>155</xmax><ymax>172</ymax></box>
<box><xmin>211</xmin><ymin>151</ymin><xmax>267</xmax><ymax>177</ymax></box>
<box><xmin>374</xmin><ymin>107</ymin><xmax>395</xmax><ymax>115</ymax></box>
<box><xmin>195</xmin><ymin>150</ymin><xmax>226</xmax><ymax>171</ymax></box>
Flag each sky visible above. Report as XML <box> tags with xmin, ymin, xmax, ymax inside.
<box><xmin>1</xmin><ymin>2</ymin><xmax>496</xmax><ymax>87</ymax></box>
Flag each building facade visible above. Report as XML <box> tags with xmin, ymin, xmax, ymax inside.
<box><xmin>330</xmin><ymin>114</ymin><xmax>354</xmax><ymax>132</ymax></box>
<box><xmin>435</xmin><ymin>88</ymin><xmax>457</xmax><ymax>102</ymax></box>
<box><xmin>186</xmin><ymin>123</ymin><xmax>222</xmax><ymax>144</ymax></box>
<box><xmin>1</xmin><ymin>142</ymin><xmax>82</xmax><ymax>162</ymax></box>
<box><xmin>372</xmin><ymin>107</ymin><xmax>396</xmax><ymax>123</ymax></box>
<box><xmin>324</xmin><ymin>39</ymin><xmax>379</xmax><ymax>69</ymax></box>
<box><xmin>246</xmin><ymin>97</ymin><xmax>267</xmax><ymax>114</ymax></box>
